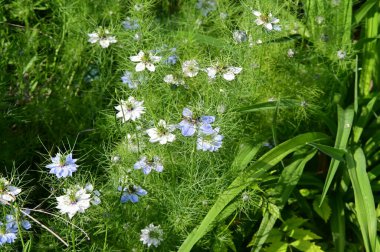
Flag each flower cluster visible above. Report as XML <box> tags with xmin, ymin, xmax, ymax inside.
<box><xmin>0</xmin><ymin>178</ymin><xmax>21</xmax><ymax>204</ymax></box>
<box><xmin>178</xmin><ymin>108</ymin><xmax>223</xmax><ymax>152</ymax></box>
<box><xmin>46</xmin><ymin>153</ymin><xmax>78</xmax><ymax>179</ymax></box>
<box><xmin>0</xmin><ymin>212</ymin><xmax>31</xmax><ymax>246</ymax></box>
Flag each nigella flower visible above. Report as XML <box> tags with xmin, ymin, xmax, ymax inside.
<box><xmin>121</xmin><ymin>70</ymin><xmax>145</xmax><ymax>89</ymax></box>
<box><xmin>205</xmin><ymin>64</ymin><xmax>242</xmax><ymax>81</ymax></box>
<box><xmin>118</xmin><ymin>185</ymin><xmax>147</xmax><ymax>203</ymax></box>
<box><xmin>233</xmin><ymin>30</ymin><xmax>248</xmax><ymax>43</ymax></box>
<box><xmin>140</xmin><ymin>223</ymin><xmax>163</xmax><ymax>247</ymax></box>
<box><xmin>56</xmin><ymin>186</ymin><xmax>91</xmax><ymax>219</ymax></box>
<box><xmin>85</xmin><ymin>183</ymin><xmax>101</xmax><ymax>205</ymax></box>
<box><xmin>134</xmin><ymin>156</ymin><xmax>163</xmax><ymax>174</ymax></box>
<box><xmin>88</xmin><ymin>27</ymin><xmax>117</xmax><ymax>48</ymax></box>
<box><xmin>178</xmin><ymin>108</ymin><xmax>215</xmax><ymax>137</ymax></box>
<box><xmin>0</xmin><ymin>178</ymin><xmax>21</xmax><ymax>204</ymax></box>
<box><xmin>164</xmin><ymin>54</ymin><xmax>178</xmax><ymax>65</ymax></box>
<box><xmin>5</xmin><ymin>214</ymin><xmax>31</xmax><ymax>234</ymax></box>
<box><xmin>122</xmin><ymin>17</ymin><xmax>139</xmax><ymax>30</ymax></box>
<box><xmin>146</xmin><ymin>120</ymin><xmax>176</xmax><ymax>144</ymax></box>
<box><xmin>197</xmin><ymin>125</ymin><xmax>224</xmax><ymax>152</ymax></box>
<box><xmin>46</xmin><ymin>153</ymin><xmax>78</xmax><ymax>179</ymax></box>
<box><xmin>252</xmin><ymin>10</ymin><xmax>281</xmax><ymax>31</ymax></box>
<box><xmin>337</xmin><ymin>50</ymin><xmax>346</xmax><ymax>60</ymax></box>
<box><xmin>115</xmin><ymin>96</ymin><xmax>145</xmax><ymax>123</ymax></box>
<box><xmin>182</xmin><ymin>60</ymin><xmax>200</xmax><ymax>77</ymax></box>
<box><xmin>0</xmin><ymin>221</ymin><xmax>17</xmax><ymax>246</ymax></box>
<box><xmin>130</xmin><ymin>51</ymin><xmax>162</xmax><ymax>72</ymax></box>
<box><xmin>196</xmin><ymin>0</ymin><xmax>217</xmax><ymax>16</ymax></box>
<box><xmin>163</xmin><ymin>74</ymin><xmax>185</xmax><ymax>87</ymax></box>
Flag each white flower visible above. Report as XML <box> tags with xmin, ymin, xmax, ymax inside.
<box><xmin>233</xmin><ymin>30</ymin><xmax>248</xmax><ymax>43</ymax></box>
<box><xmin>88</xmin><ymin>28</ymin><xmax>117</xmax><ymax>48</ymax></box>
<box><xmin>115</xmin><ymin>97</ymin><xmax>145</xmax><ymax>123</ymax></box>
<box><xmin>252</xmin><ymin>10</ymin><xmax>281</xmax><ymax>31</ymax></box>
<box><xmin>140</xmin><ymin>223</ymin><xmax>163</xmax><ymax>247</ymax></box>
<box><xmin>130</xmin><ymin>51</ymin><xmax>161</xmax><ymax>72</ymax></box>
<box><xmin>337</xmin><ymin>50</ymin><xmax>346</xmax><ymax>60</ymax></box>
<box><xmin>146</xmin><ymin>120</ymin><xmax>176</xmax><ymax>144</ymax></box>
<box><xmin>164</xmin><ymin>74</ymin><xmax>185</xmax><ymax>86</ymax></box>
<box><xmin>287</xmin><ymin>49</ymin><xmax>295</xmax><ymax>58</ymax></box>
<box><xmin>56</xmin><ymin>187</ymin><xmax>91</xmax><ymax>219</ymax></box>
<box><xmin>205</xmin><ymin>64</ymin><xmax>242</xmax><ymax>81</ymax></box>
<box><xmin>0</xmin><ymin>178</ymin><xmax>21</xmax><ymax>204</ymax></box>
<box><xmin>182</xmin><ymin>60</ymin><xmax>200</xmax><ymax>77</ymax></box>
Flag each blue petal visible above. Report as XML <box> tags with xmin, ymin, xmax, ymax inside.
<box><xmin>200</xmin><ymin>116</ymin><xmax>215</xmax><ymax>124</ymax></box>
<box><xmin>182</xmin><ymin>108</ymin><xmax>193</xmax><ymax>117</ymax></box>
<box><xmin>130</xmin><ymin>194</ymin><xmax>139</xmax><ymax>203</ymax></box>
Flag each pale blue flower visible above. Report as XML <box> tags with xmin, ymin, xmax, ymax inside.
<box><xmin>196</xmin><ymin>0</ymin><xmax>217</xmax><ymax>16</ymax></box>
<box><xmin>0</xmin><ymin>221</ymin><xmax>17</xmax><ymax>245</ymax></box>
<box><xmin>119</xmin><ymin>185</ymin><xmax>147</xmax><ymax>203</ymax></box>
<box><xmin>178</xmin><ymin>108</ymin><xmax>215</xmax><ymax>137</ymax></box>
<box><xmin>121</xmin><ymin>70</ymin><xmax>145</xmax><ymax>89</ymax></box>
<box><xmin>134</xmin><ymin>156</ymin><xmax>163</xmax><ymax>174</ymax></box>
<box><xmin>46</xmin><ymin>153</ymin><xmax>78</xmax><ymax>178</ymax></box>
<box><xmin>164</xmin><ymin>54</ymin><xmax>178</xmax><ymax>65</ymax></box>
<box><xmin>197</xmin><ymin>126</ymin><xmax>223</xmax><ymax>152</ymax></box>
<box><xmin>122</xmin><ymin>17</ymin><xmax>139</xmax><ymax>30</ymax></box>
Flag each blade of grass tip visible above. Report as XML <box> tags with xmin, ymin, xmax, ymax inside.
<box><xmin>353</xmin><ymin>0</ymin><xmax>378</xmax><ymax>25</ymax></box>
<box><xmin>307</xmin><ymin>142</ymin><xmax>346</xmax><ymax>161</ymax></box>
<box><xmin>178</xmin><ymin>132</ymin><xmax>329</xmax><ymax>252</ymax></box>
<box><xmin>353</xmin><ymin>96</ymin><xmax>377</xmax><ymax>143</ymax></box>
<box><xmin>346</xmin><ymin>148</ymin><xmax>378</xmax><ymax>251</ymax></box>
<box><xmin>249</xmin><ymin>149</ymin><xmax>317</xmax><ymax>251</ymax></box>
<box><xmin>320</xmin><ymin>105</ymin><xmax>354</xmax><ymax>205</ymax></box>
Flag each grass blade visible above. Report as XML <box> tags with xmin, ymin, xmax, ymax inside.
<box><xmin>178</xmin><ymin>132</ymin><xmax>329</xmax><ymax>252</ymax></box>
<box><xmin>346</xmin><ymin>147</ymin><xmax>378</xmax><ymax>251</ymax></box>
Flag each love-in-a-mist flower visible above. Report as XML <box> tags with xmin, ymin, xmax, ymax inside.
<box><xmin>196</xmin><ymin>0</ymin><xmax>217</xmax><ymax>16</ymax></box>
<box><xmin>130</xmin><ymin>51</ymin><xmax>162</xmax><ymax>72</ymax></box>
<box><xmin>205</xmin><ymin>64</ymin><xmax>242</xmax><ymax>81</ymax></box>
<box><xmin>88</xmin><ymin>28</ymin><xmax>117</xmax><ymax>48</ymax></box>
<box><xmin>164</xmin><ymin>74</ymin><xmax>185</xmax><ymax>87</ymax></box>
<box><xmin>0</xmin><ymin>221</ymin><xmax>17</xmax><ymax>246</ymax></box>
<box><xmin>85</xmin><ymin>183</ymin><xmax>101</xmax><ymax>205</ymax></box>
<box><xmin>182</xmin><ymin>60</ymin><xmax>200</xmax><ymax>77</ymax></box>
<box><xmin>0</xmin><ymin>178</ymin><xmax>21</xmax><ymax>204</ymax></box>
<box><xmin>46</xmin><ymin>153</ymin><xmax>78</xmax><ymax>178</ymax></box>
<box><xmin>197</xmin><ymin>125</ymin><xmax>223</xmax><ymax>152</ymax></box>
<box><xmin>178</xmin><ymin>108</ymin><xmax>215</xmax><ymax>137</ymax></box>
<box><xmin>56</xmin><ymin>186</ymin><xmax>91</xmax><ymax>219</ymax></box>
<box><xmin>337</xmin><ymin>50</ymin><xmax>346</xmax><ymax>60</ymax></box>
<box><xmin>233</xmin><ymin>30</ymin><xmax>248</xmax><ymax>43</ymax></box>
<box><xmin>146</xmin><ymin>120</ymin><xmax>176</xmax><ymax>144</ymax></box>
<box><xmin>252</xmin><ymin>10</ymin><xmax>281</xmax><ymax>31</ymax></box>
<box><xmin>122</xmin><ymin>17</ymin><xmax>139</xmax><ymax>30</ymax></box>
<box><xmin>118</xmin><ymin>185</ymin><xmax>147</xmax><ymax>203</ymax></box>
<box><xmin>6</xmin><ymin>211</ymin><xmax>32</xmax><ymax>233</ymax></box>
<box><xmin>121</xmin><ymin>70</ymin><xmax>145</xmax><ymax>89</ymax></box>
<box><xmin>115</xmin><ymin>96</ymin><xmax>145</xmax><ymax>123</ymax></box>
<box><xmin>134</xmin><ymin>156</ymin><xmax>164</xmax><ymax>174</ymax></box>
<box><xmin>140</xmin><ymin>223</ymin><xmax>164</xmax><ymax>247</ymax></box>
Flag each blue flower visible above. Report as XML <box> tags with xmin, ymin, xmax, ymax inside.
<box><xmin>0</xmin><ymin>222</ymin><xmax>17</xmax><ymax>245</ymax></box>
<box><xmin>122</xmin><ymin>17</ymin><xmax>139</xmax><ymax>30</ymax></box>
<box><xmin>197</xmin><ymin>126</ymin><xmax>223</xmax><ymax>152</ymax></box>
<box><xmin>46</xmin><ymin>153</ymin><xmax>78</xmax><ymax>179</ymax></box>
<box><xmin>164</xmin><ymin>54</ymin><xmax>178</xmax><ymax>65</ymax></box>
<box><xmin>196</xmin><ymin>0</ymin><xmax>217</xmax><ymax>16</ymax></box>
<box><xmin>121</xmin><ymin>70</ymin><xmax>145</xmax><ymax>89</ymax></box>
<box><xmin>178</xmin><ymin>108</ymin><xmax>215</xmax><ymax>137</ymax></box>
<box><xmin>119</xmin><ymin>185</ymin><xmax>147</xmax><ymax>203</ymax></box>
<box><xmin>134</xmin><ymin>156</ymin><xmax>163</xmax><ymax>175</ymax></box>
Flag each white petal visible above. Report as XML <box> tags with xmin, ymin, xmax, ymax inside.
<box><xmin>108</xmin><ymin>36</ymin><xmax>117</xmax><ymax>43</ymax></box>
<box><xmin>255</xmin><ymin>19</ymin><xmax>265</xmax><ymax>26</ymax></box>
<box><xmin>223</xmin><ymin>72</ymin><xmax>235</xmax><ymax>81</ymax></box>
<box><xmin>228</xmin><ymin>67</ymin><xmax>242</xmax><ymax>74</ymax></box>
<box><xmin>146</xmin><ymin>63</ymin><xmax>156</xmax><ymax>72</ymax></box>
<box><xmin>99</xmin><ymin>39</ymin><xmax>110</xmax><ymax>48</ymax></box>
<box><xmin>130</xmin><ymin>51</ymin><xmax>144</xmax><ymax>62</ymax></box>
<box><xmin>135</xmin><ymin>62</ymin><xmax>146</xmax><ymax>72</ymax></box>
<box><xmin>252</xmin><ymin>10</ymin><xmax>261</xmax><ymax>17</ymax></box>
<box><xmin>88</xmin><ymin>33</ymin><xmax>99</xmax><ymax>43</ymax></box>
<box><xmin>150</xmin><ymin>55</ymin><xmax>162</xmax><ymax>63</ymax></box>
<box><xmin>206</xmin><ymin>67</ymin><xmax>217</xmax><ymax>78</ymax></box>
<box><xmin>264</xmin><ymin>23</ymin><xmax>273</xmax><ymax>30</ymax></box>
<box><xmin>164</xmin><ymin>74</ymin><xmax>174</xmax><ymax>83</ymax></box>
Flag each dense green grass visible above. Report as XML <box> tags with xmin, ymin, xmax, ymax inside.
<box><xmin>1</xmin><ymin>0</ymin><xmax>379</xmax><ymax>251</ymax></box>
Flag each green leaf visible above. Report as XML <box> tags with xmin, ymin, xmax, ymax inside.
<box><xmin>264</xmin><ymin>241</ymin><xmax>288</xmax><ymax>252</ymax></box>
<box><xmin>354</xmin><ymin>0</ymin><xmax>378</xmax><ymax>25</ymax></box>
<box><xmin>282</xmin><ymin>217</ymin><xmax>309</xmax><ymax>231</ymax></box>
<box><xmin>237</xmin><ymin>99</ymin><xmax>300</xmax><ymax>113</ymax></box>
<box><xmin>321</xmin><ymin>105</ymin><xmax>354</xmax><ymax>205</ymax></box>
<box><xmin>353</xmin><ymin>96</ymin><xmax>377</xmax><ymax>143</ymax></box>
<box><xmin>290</xmin><ymin>240</ymin><xmax>324</xmax><ymax>252</ymax></box>
<box><xmin>287</xmin><ymin>228</ymin><xmax>322</xmax><ymax>241</ymax></box>
<box><xmin>308</xmin><ymin>143</ymin><xmax>346</xmax><ymax>161</ymax></box>
<box><xmin>330</xmin><ymin>192</ymin><xmax>346</xmax><ymax>252</ymax></box>
<box><xmin>313</xmin><ymin>195</ymin><xmax>331</xmax><ymax>222</ymax></box>
<box><xmin>346</xmin><ymin>147</ymin><xmax>378</xmax><ymax>252</ymax></box>
<box><xmin>178</xmin><ymin>132</ymin><xmax>329</xmax><ymax>252</ymax></box>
